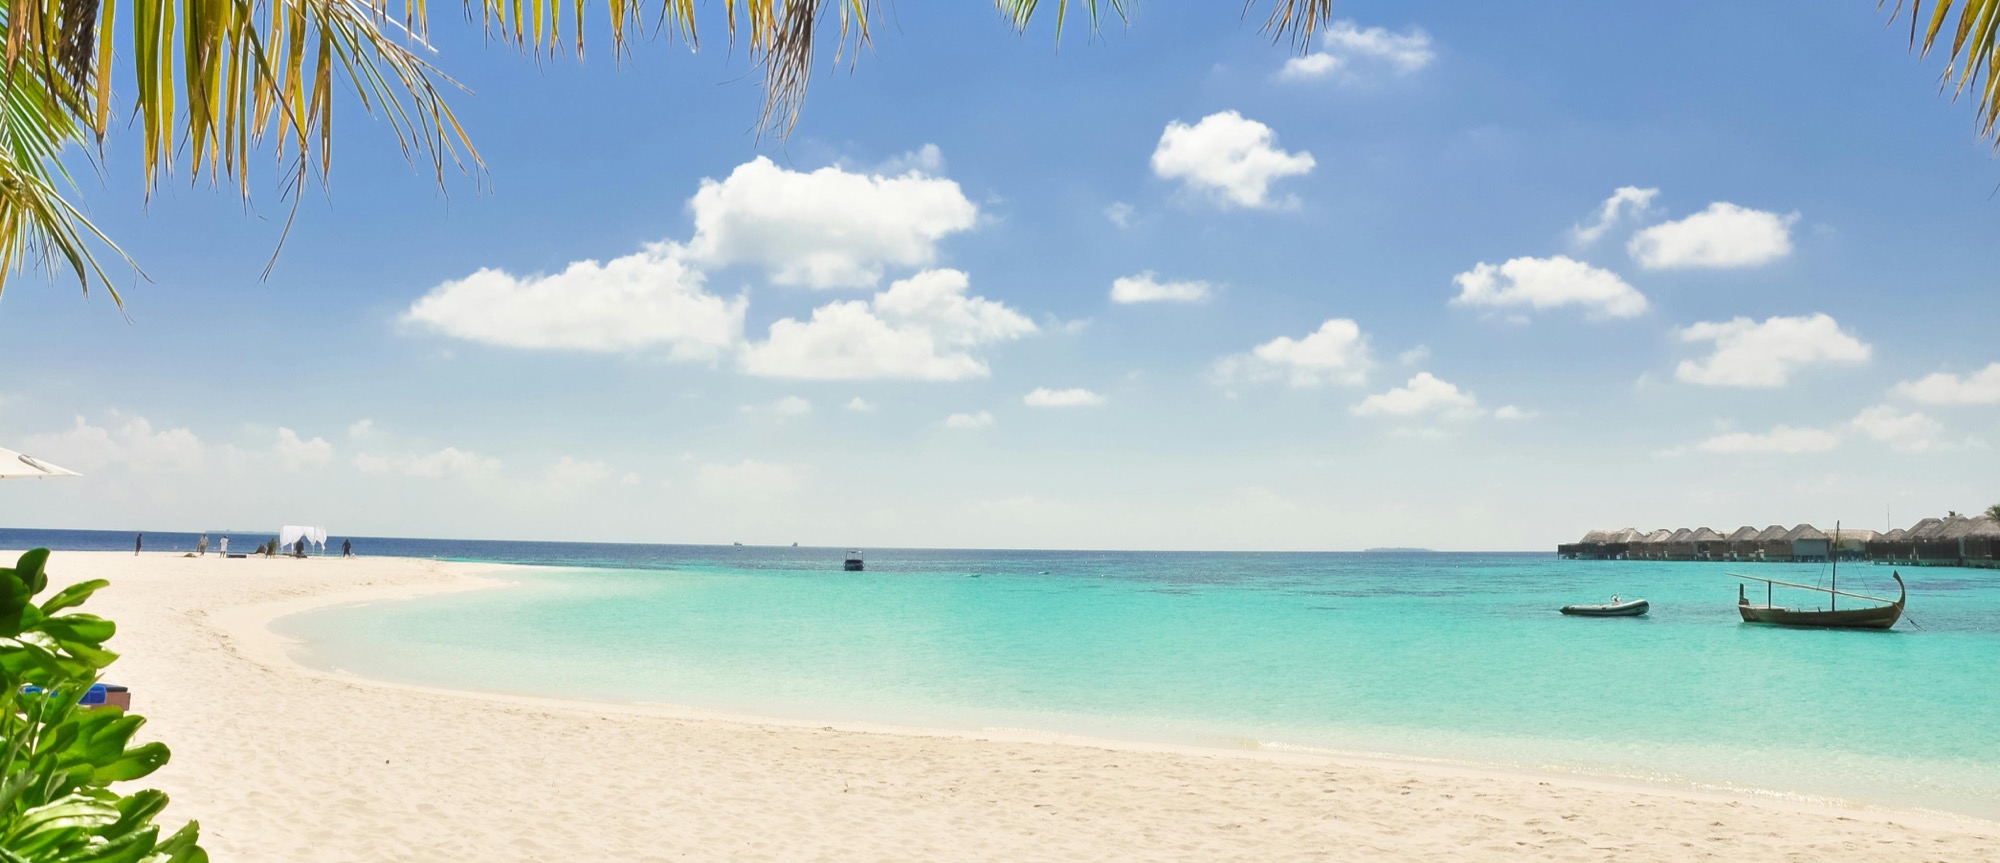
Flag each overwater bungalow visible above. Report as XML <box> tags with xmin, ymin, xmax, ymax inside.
<box><xmin>1664</xmin><ymin>527</ymin><xmax>1698</xmax><ymax>561</ymax></box>
<box><xmin>1754</xmin><ymin>524</ymin><xmax>1792</xmax><ymax>562</ymax></box>
<box><xmin>1909</xmin><ymin>517</ymin><xmax>1959</xmax><ymax>564</ymax></box>
<box><xmin>1607</xmin><ymin>527</ymin><xmax>1644</xmax><ymax>559</ymax></box>
<box><xmin>1829</xmin><ymin>527</ymin><xmax>1878</xmax><ymax>560</ymax></box>
<box><xmin>1723</xmin><ymin>525</ymin><xmax>1760</xmax><ymax>561</ymax></box>
<box><xmin>1689</xmin><ymin>527</ymin><xmax>1728</xmax><ymax>560</ymax></box>
<box><xmin>1786</xmin><ymin>524</ymin><xmax>1831</xmax><ymax>562</ymax></box>
<box><xmin>1624</xmin><ymin>527</ymin><xmax>1672</xmax><ymax>559</ymax></box>
<box><xmin>1866</xmin><ymin>527</ymin><xmax>1913</xmax><ymax>562</ymax></box>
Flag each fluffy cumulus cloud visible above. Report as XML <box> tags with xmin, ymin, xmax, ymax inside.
<box><xmin>1352</xmin><ymin>372</ymin><xmax>1482</xmax><ymax>419</ymax></box>
<box><xmin>844</xmin><ymin>397</ymin><xmax>875</xmax><ymax>413</ymax></box>
<box><xmin>740</xmin><ymin>269</ymin><xmax>1037</xmax><ymax>381</ymax></box>
<box><xmin>1152</xmin><ymin>111</ymin><xmax>1315</xmax><ymax>209</ymax></box>
<box><xmin>1850</xmin><ymin>405</ymin><xmax>1946</xmax><ymax>452</ymax></box>
<box><xmin>273</xmin><ymin>428</ymin><xmax>333</xmax><ymax>472</ymax></box>
<box><xmin>1674</xmin><ymin>313</ymin><xmax>1871</xmax><ymax>387</ymax></box>
<box><xmin>1277</xmin><ymin>20</ymin><xmax>1435</xmax><ymax>82</ymax></box>
<box><xmin>1110</xmin><ymin>272</ymin><xmax>1212</xmax><ymax>304</ymax></box>
<box><xmin>1892</xmin><ymin>362</ymin><xmax>2000</xmax><ymax>405</ymax></box>
<box><xmin>1570</xmin><ymin>186</ymin><xmax>1659</xmax><ymax>246</ymax></box>
<box><xmin>1450</xmin><ymin>255</ymin><xmax>1648</xmax><ymax>319</ymax></box>
<box><xmin>943</xmin><ymin>411</ymin><xmax>996</xmax><ymax>429</ymax></box>
<box><xmin>1493</xmin><ymin>405</ymin><xmax>1537</xmax><ymax>420</ymax></box>
<box><xmin>1024</xmin><ymin>388</ymin><xmax>1106</xmax><ymax>408</ymax></box>
<box><xmin>1104</xmin><ymin>202</ymin><xmax>1136</xmax><ymax>228</ymax></box>
<box><xmin>1692</xmin><ymin>425</ymin><xmax>1843</xmax><ymax>455</ymax></box>
<box><xmin>21</xmin><ymin>415</ymin><xmax>204</xmax><ymax>473</ymax></box>
<box><xmin>352</xmin><ymin>446</ymin><xmax>500</xmax><ymax>479</ymax></box>
<box><xmin>1628</xmin><ymin>202</ymin><xmax>1798</xmax><ymax>269</ymax></box>
<box><xmin>1214</xmin><ymin>318</ymin><xmax>1373</xmax><ymax>387</ymax></box>
<box><xmin>684</xmin><ymin>156</ymin><xmax>978</xmax><ymax>289</ymax></box>
<box><xmin>402</xmin><ymin>244</ymin><xmax>745</xmax><ymax>357</ymax></box>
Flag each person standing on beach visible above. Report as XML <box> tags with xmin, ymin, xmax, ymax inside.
<box><xmin>294</xmin><ymin>538</ymin><xmax>306</xmax><ymax>558</ymax></box>
<box><xmin>219</xmin><ymin>536</ymin><xmax>229</xmax><ymax>556</ymax></box>
<box><xmin>342</xmin><ymin>539</ymin><xmax>353</xmax><ymax>558</ymax></box>
<box><xmin>198</xmin><ymin>534</ymin><xmax>208</xmax><ymax>556</ymax></box>
<box><xmin>134</xmin><ymin>534</ymin><xmax>142</xmax><ymax>556</ymax></box>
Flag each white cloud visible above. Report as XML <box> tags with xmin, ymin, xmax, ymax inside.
<box><xmin>870</xmin><ymin>144</ymin><xmax>945</xmax><ymax>176</ymax></box>
<box><xmin>1214</xmin><ymin>318</ymin><xmax>1373</xmax><ymax>388</ymax></box>
<box><xmin>1850</xmin><ymin>405</ymin><xmax>1945</xmax><ymax>452</ymax></box>
<box><xmin>1493</xmin><ymin>405</ymin><xmax>1537</xmax><ymax>420</ymax></box>
<box><xmin>1105</xmin><ymin>202</ymin><xmax>1136</xmax><ymax>228</ymax></box>
<box><xmin>1570</xmin><ymin>186</ymin><xmax>1658</xmax><ymax>246</ymax></box>
<box><xmin>273</xmin><ymin>428</ymin><xmax>333</xmax><ymax>472</ymax></box>
<box><xmin>347</xmin><ymin>419</ymin><xmax>375</xmax><ymax>440</ymax></box>
<box><xmin>1628</xmin><ymin>202</ymin><xmax>1798</xmax><ymax>269</ymax></box>
<box><xmin>1397</xmin><ymin>345</ymin><xmax>1431</xmax><ymax>366</ymax></box>
<box><xmin>1024</xmin><ymin>388</ymin><xmax>1106</xmax><ymax>408</ymax></box>
<box><xmin>1692</xmin><ymin>425</ymin><xmax>1842</xmax><ymax>455</ymax></box>
<box><xmin>1151</xmin><ymin>111</ymin><xmax>1316</xmax><ymax>209</ymax></box>
<box><xmin>1674</xmin><ymin>314</ymin><xmax>1871</xmax><ymax>387</ymax></box>
<box><xmin>21</xmin><ymin>415</ymin><xmax>204</xmax><ymax>473</ymax></box>
<box><xmin>1891</xmin><ymin>362</ymin><xmax>2000</xmax><ymax>405</ymax></box>
<box><xmin>619</xmin><ymin>472</ymin><xmax>642</xmax><ymax>486</ymax></box>
<box><xmin>693</xmin><ymin>459</ymin><xmax>805</xmax><ymax>500</ymax></box>
<box><xmin>352</xmin><ymin>446</ymin><xmax>500</xmax><ymax>479</ymax></box>
<box><xmin>1352</xmin><ymin>372</ymin><xmax>1481</xmax><ymax>419</ymax></box>
<box><xmin>770</xmin><ymin>396</ymin><xmax>813</xmax><ymax>416</ymax></box>
<box><xmin>1278</xmin><ymin>20</ymin><xmax>1435</xmax><ymax>82</ymax></box>
<box><xmin>1110</xmin><ymin>272</ymin><xmax>1212</xmax><ymax>304</ymax></box>
<box><xmin>1450</xmin><ymin>255</ymin><xmax>1648</xmax><ymax>319</ymax></box>
<box><xmin>740</xmin><ymin>269</ymin><xmax>1037</xmax><ymax>381</ymax></box>
<box><xmin>401</xmin><ymin>244</ymin><xmax>745</xmax><ymax>357</ymax></box>
<box><xmin>684</xmin><ymin>156</ymin><xmax>978</xmax><ymax>289</ymax></box>
<box><xmin>844</xmin><ymin>397</ymin><xmax>876</xmax><ymax>413</ymax></box>
<box><xmin>943</xmin><ymin>411</ymin><xmax>995</xmax><ymax>430</ymax></box>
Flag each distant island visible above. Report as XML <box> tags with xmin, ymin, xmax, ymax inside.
<box><xmin>1363</xmin><ymin>547</ymin><xmax>1435</xmax><ymax>553</ymax></box>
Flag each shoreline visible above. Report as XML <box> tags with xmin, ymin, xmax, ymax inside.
<box><xmin>247</xmin><ymin>556</ymin><xmax>1996</xmax><ymax>835</ymax></box>
<box><xmin>24</xmin><ymin>549</ymin><xmax>1999</xmax><ymax>861</ymax></box>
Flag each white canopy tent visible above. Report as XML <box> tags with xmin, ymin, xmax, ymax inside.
<box><xmin>279</xmin><ymin>525</ymin><xmax>328</xmax><ymax>552</ymax></box>
<box><xmin>0</xmin><ymin>446</ymin><xmax>78</xmax><ymax>479</ymax></box>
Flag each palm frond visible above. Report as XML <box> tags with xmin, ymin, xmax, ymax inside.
<box><xmin>1891</xmin><ymin>0</ymin><xmax>2000</xmax><ymax>145</ymax></box>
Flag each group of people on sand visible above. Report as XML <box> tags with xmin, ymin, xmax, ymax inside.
<box><xmin>139</xmin><ymin>533</ymin><xmax>354</xmax><ymax>558</ymax></box>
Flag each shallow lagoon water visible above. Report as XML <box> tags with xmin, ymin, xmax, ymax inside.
<box><xmin>273</xmin><ymin>548</ymin><xmax>2000</xmax><ymax>817</ymax></box>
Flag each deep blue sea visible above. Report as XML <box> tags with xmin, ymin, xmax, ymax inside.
<box><xmin>6</xmin><ymin>529</ymin><xmax>1996</xmax><ymax>817</ymax></box>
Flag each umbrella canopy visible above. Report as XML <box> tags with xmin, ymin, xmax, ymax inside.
<box><xmin>0</xmin><ymin>446</ymin><xmax>78</xmax><ymax>479</ymax></box>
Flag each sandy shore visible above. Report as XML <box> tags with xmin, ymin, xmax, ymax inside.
<box><xmin>25</xmin><ymin>550</ymin><xmax>2000</xmax><ymax>862</ymax></box>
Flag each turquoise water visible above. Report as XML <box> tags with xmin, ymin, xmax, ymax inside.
<box><xmin>277</xmin><ymin>551</ymin><xmax>2000</xmax><ymax>817</ymax></box>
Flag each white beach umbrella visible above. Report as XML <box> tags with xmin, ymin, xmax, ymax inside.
<box><xmin>0</xmin><ymin>446</ymin><xmax>80</xmax><ymax>479</ymax></box>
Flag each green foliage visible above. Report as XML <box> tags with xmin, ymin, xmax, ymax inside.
<box><xmin>0</xmin><ymin>549</ymin><xmax>204</xmax><ymax>863</ymax></box>
<box><xmin>1986</xmin><ymin>502</ymin><xmax>2000</xmax><ymax>520</ymax></box>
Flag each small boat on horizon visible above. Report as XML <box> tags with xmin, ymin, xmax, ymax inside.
<box><xmin>843</xmin><ymin>550</ymin><xmax>864</xmax><ymax>572</ymax></box>
<box><xmin>1559</xmin><ymin>597</ymin><xmax>1649</xmax><ymax>617</ymax></box>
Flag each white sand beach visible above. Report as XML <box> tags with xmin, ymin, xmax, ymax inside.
<box><xmin>35</xmin><ymin>550</ymin><xmax>2000</xmax><ymax>862</ymax></box>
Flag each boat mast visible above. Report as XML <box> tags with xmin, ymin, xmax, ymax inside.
<box><xmin>1831</xmin><ymin>520</ymin><xmax>1838</xmax><ymax>612</ymax></box>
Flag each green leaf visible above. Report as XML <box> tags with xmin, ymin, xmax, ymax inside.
<box><xmin>39</xmin><ymin>580</ymin><xmax>108</xmax><ymax>616</ymax></box>
<box><xmin>89</xmin><ymin>743</ymin><xmax>169</xmax><ymax>785</ymax></box>
<box><xmin>15</xmin><ymin>549</ymin><xmax>50</xmax><ymax>596</ymax></box>
<box><xmin>40</xmin><ymin>614</ymin><xmax>117</xmax><ymax>648</ymax></box>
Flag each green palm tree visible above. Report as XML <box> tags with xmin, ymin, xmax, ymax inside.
<box><xmin>1986</xmin><ymin>502</ymin><xmax>2000</xmax><ymax>520</ymax></box>
<box><xmin>0</xmin><ymin>0</ymin><xmax>1341</xmax><ymax>306</ymax></box>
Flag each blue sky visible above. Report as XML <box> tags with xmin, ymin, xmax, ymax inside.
<box><xmin>2</xmin><ymin>1</ymin><xmax>1997</xmax><ymax>549</ymax></box>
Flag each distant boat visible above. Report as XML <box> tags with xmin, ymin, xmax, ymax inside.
<box><xmin>1733</xmin><ymin>522</ymin><xmax>1905</xmax><ymax>630</ymax></box>
<box><xmin>1559</xmin><ymin>597</ymin><xmax>1649</xmax><ymax>617</ymax></box>
<box><xmin>843</xmin><ymin>550</ymin><xmax>864</xmax><ymax>572</ymax></box>
<box><xmin>732</xmin><ymin>542</ymin><xmax>742</xmax><ymax>547</ymax></box>
<box><xmin>792</xmin><ymin>542</ymin><xmax>799</xmax><ymax>547</ymax></box>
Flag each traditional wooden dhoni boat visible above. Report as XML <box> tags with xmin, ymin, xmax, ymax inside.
<box><xmin>1559</xmin><ymin>597</ymin><xmax>1649</xmax><ymax>617</ymax></box>
<box><xmin>1733</xmin><ymin>528</ymin><xmax>1904</xmax><ymax>630</ymax></box>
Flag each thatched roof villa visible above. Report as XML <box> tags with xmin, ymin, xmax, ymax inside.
<box><xmin>1785</xmin><ymin>524</ymin><xmax>1831</xmax><ymax>562</ymax></box>
<box><xmin>1724</xmin><ymin>525</ymin><xmax>1760</xmax><ymax>560</ymax></box>
<box><xmin>1754</xmin><ymin>524</ymin><xmax>1793</xmax><ymax>561</ymax></box>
